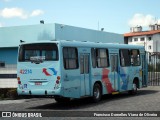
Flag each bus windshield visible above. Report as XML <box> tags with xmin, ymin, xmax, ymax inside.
<box><xmin>18</xmin><ymin>43</ymin><xmax>58</xmax><ymax>62</ymax></box>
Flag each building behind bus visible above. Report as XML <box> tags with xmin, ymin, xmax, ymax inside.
<box><xmin>0</xmin><ymin>23</ymin><xmax>123</xmax><ymax>88</ymax></box>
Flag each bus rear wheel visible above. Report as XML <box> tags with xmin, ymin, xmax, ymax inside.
<box><xmin>93</xmin><ymin>83</ymin><xmax>102</xmax><ymax>103</ymax></box>
<box><xmin>128</xmin><ymin>82</ymin><xmax>137</xmax><ymax>95</ymax></box>
<box><xmin>54</xmin><ymin>97</ymin><xmax>70</xmax><ymax>103</ymax></box>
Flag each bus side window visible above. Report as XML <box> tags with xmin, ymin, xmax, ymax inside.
<box><xmin>119</xmin><ymin>49</ymin><xmax>131</xmax><ymax>67</ymax></box>
<box><xmin>63</xmin><ymin>47</ymin><xmax>78</xmax><ymax>69</ymax></box>
<box><xmin>131</xmin><ymin>49</ymin><xmax>141</xmax><ymax>66</ymax></box>
<box><xmin>96</xmin><ymin>48</ymin><xmax>109</xmax><ymax>68</ymax></box>
<box><xmin>91</xmin><ymin>48</ymin><xmax>96</xmax><ymax>68</ymax></box>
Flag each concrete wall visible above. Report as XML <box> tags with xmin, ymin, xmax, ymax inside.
<box><xmin>0</xmin><ymin>24</ymin><xmax>55</xmax><ymax>47</ymax></box>
<box><xmin>0</xmin><ymin>79</ymin><xmax>17</xmax><ymax>88</ymax></box>
<box><xmin>0</xmin><ymin>64</ymin><xmax>17</xmax><ymax>88</ymax></box>
<box><xmin>55</xmin><ymin>23</ymin><xmax>123</xmax><ymax>43</ymax></box>
<box><xmin>0</xmin><ymin>47</ymin><xmax>18</xmax><ymax>64</ymax></box>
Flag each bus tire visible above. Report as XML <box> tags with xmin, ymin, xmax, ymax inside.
<box><xmin>128</xmin><ymin>82</ymin><xmax>138</xmax><ymax>95</ymax></box>
<box><xmin>54</xmin><ymin>97</ymin><xmax>70</xmax><ymax>103</ymax></box>
<box><xmin>93</xmin><ymin>83</ymin><xmax>102</xmax><ymax>103</ymax></box>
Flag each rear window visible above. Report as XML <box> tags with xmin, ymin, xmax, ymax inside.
<box><xmin>18</xmin><ymin>43</ymin><xmax>58</xmax><ymax>62</ymax></box>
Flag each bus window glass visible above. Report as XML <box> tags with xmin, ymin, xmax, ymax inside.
<box><xmin>18</xmin><ymin>43</ymin><xmax>58</xmax><ymax>62</ymax></box>
<box><xmin>63</xmin><ymin>47</ymin><xmax>78</xmax><ymax>69</ymax></box>
<box><xmin>25</xmin><ymin>50</ymin><xmax>40</xmax><ymax>60</ymax></box>
<box><xmin>131</xmin><ymin>49</ymin><xmax>140</xmax><ymax>66</ymax></box>
<box><xmin>91</xmin><ymin>48</ymin><xmax>96</xmax><ymax>68</ymax></box>
<box><xmin>120</xmin><ymin>49</ymin><xmax>131</xmax><ymax>67</ymax></box>
<box><xmin>96</xmin><ymin>49</ymin><xmax>109</xmax><ymax>68</ymax></box>
<box><xmin>42</xmin><ymin>50</ymin><xmax>56</xmax><ymax>60</ymax></box>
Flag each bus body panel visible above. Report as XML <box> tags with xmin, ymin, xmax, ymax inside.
<box><xmin>62</xmin><ymin>47</ymin><xmax>92</xmax><ymax>98</ymax></box>
<box><xmin>17</xmin><ymin>61</ymin><xmax>62</xmax><ymax>96</ymax></box>
<box><xmin>62</xmin><ymin>69</ymin><xmax>81</xmax><ymax>98</ymax></box>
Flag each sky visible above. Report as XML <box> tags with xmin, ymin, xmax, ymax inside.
<box><xmin>0</xmin><ymin>0</ymin><xmax>160</xmax><ymax>34</ymax></box>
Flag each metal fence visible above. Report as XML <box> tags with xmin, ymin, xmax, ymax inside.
<box><xmin>147</xmin><ymin>52</ymin><xmax>160</xmax><ymax>86</ymax></box>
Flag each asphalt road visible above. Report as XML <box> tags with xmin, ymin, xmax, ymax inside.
<box><xmin>0</xmin><ymin>86</ymin><xmax>160</xmax><ymax>120</ymax></box>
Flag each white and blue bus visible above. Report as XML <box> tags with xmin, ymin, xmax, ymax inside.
<box><xmin>17</xmin><ymin>40</ymin><xmax>148</xmax><ymax>102</ymax></box>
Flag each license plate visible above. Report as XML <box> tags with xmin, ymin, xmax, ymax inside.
<box><xmin>35</xmin><ymin>82</ymin><xmax>42</xmax><ymax>85</ymax></box>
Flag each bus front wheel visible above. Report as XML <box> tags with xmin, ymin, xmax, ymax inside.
<box><xmin>93</xmin><ymin>83</ymin><xmax>102</xmax><ymax>102</ymax></box>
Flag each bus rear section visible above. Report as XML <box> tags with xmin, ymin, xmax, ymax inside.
<box><xmin>17</xmin><ymin>43</ymin><xmax>62</xmax><ymax>96</ymax></box>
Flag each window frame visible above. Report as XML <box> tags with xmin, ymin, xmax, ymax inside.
<box><xmin>63</xmin><ymin>47</ymin><xmax>79</xmax><ymax>70</ymax></box>
<box><xmin>96</xmin><ymin>48</ymin><xmax>109</xmax><ymax>68</ymax></box>
<box><xmin>148</xmin><ymin>36</ymin><xmax>152</xmax><ymax>41</ymax></box>
<box><xmin>148</xmin><ymin>45</ymin><xmax>152</xmax><ymax>50</ymax></box>
<box><xmin>0</xmin><ymin>61</ymin><xmax>5</xmax><ymax>68</ymax></box>
<box><xmin>130</xmin><ymin>49</ymin><xmax>141</xmax><ymax>66</ymax></box>
<box><xmin>119</xmin><ymin>49</ymin><xmax>131</xmax><ymax>67</ymax></box>
<box><xmin>129</xmin><ymin>39</ymin><xmax>132</xmax><ymax>42</ymax></box>
<box><xmin>18</xmin><ymin>43</ymin><xmax>59</xmax><ymax>62</ymax></box>
<box><xmin>134</xmin><ymin>38</ymin><xmax>138</xmax><ymax>42</ymax></box>
<box><xmin>140</xmin><ymin>37</ymin><xmax>145</xmax><ymax>41</ymax></box>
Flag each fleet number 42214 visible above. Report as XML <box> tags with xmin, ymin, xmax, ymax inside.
<box><xmin>20</xmin><ymin>69</ymin><xmax>32</xmax><ymax>74</ymax></box>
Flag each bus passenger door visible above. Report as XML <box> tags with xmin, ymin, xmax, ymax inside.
<box><xmin>80</xmin><ymin>54</ymin><xmax>90</xmax><ymax>96</ymax></box>
<box><xmin>110</xmin><ymin>54</ymin><xmax>119</xmax><ymax>91</ymax></box>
